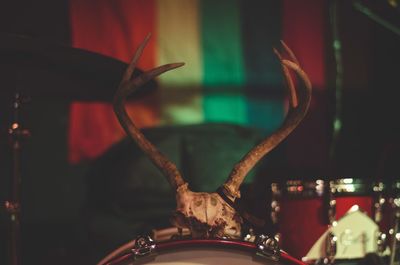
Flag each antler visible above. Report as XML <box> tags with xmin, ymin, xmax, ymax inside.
<box><xmin>221</xmin><ymin>41</ymin><xmax>312</xmax><ymax>200</ymax></box>
<box><xmin>113</xmin><ymin>34</ymin><xmax>186</xmax><ymax>191</ymax></box>
<box><xmin>113</xmin><ymin>37</ymin><xmax>311</xmax><ymax>239</ymax></box>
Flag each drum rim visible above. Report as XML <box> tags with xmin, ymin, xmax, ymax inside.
<box><xmin>106</xmin><ymin>239</ymin><xmax>306</xmax><ymax>265</ymax></box>
<box><xmin>272</xmin><ymin>178</ymin><xmax>397</xmax><ymax>197</ymax></box>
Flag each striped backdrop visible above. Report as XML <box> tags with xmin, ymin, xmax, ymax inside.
<box><xmin>68</xmin><ymin>0</ymin><xmax>326</xmax><ymax>164</ymax></box>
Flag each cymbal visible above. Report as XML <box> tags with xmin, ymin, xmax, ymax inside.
<box><xmin>0</xmin><ymin>34</ymin><xmax>157</xmax><ymax>101</ymax></box>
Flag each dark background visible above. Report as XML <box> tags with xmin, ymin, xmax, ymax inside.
<box><xmin>0</xmin><ymin>0</ymin><xmax>399</xmax><ymax>264</ymax></box>
<box><xmin>0</xmin><ymin>1</ymin><xmax>90</xmax><ymax>264</ymax></box>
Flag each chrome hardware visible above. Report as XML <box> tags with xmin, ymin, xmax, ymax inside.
<box><xmin>377</xmin><ymin>232</ymin><xmax>387</xmax><ymax>255</ymax></box>
<box><xmin>274</xmin><ymin>233</ymin><xmax>281</xmax><ymax>244</ymax></box>
<box><xmin>373</xmin><ymin>182</ymin><xmax>386</xmax><ymax>224</ymax></box>
<box><xmin>375</xmin><ymin>196</ymin><xmax>386</xmax><ymax>224</ymax></box>
<box><xmin>323</xmin><ymin>179</ymin><xmax>336</xmax><ymax>225</ymax></box>
<box><xmin>131</xmin><ymin>235</ymin><xmax>156</xmax><ymax>259</ymax></box>
<box><xmin>330</xmin><ymin>178</ymin><xmax>359</xmax><ymax>193</ymax></box>
<box><xmin>325</xmin><ymin>232</ymin><xmax>337</xmax><ymax>265</ymax></box>
<box><xmin>271</xmin><ymin>198</ymin><xmax>280</xmax><ymax>225</ymax></box>
<box><xmin>270</xmin><ymin>183</ymin><xmax>280</xmax><ymax>225</ymax></box>
<box><xmin>243</xmin><ymin>228</ymin><xmax>256</xmax><ymax>242</ymax></box>
<box><xmin>255</xmin><ymin>234</ymin><xmax>280</xmax><ymax>261</ymax></box>
<box><xmin>394</xmin><ymin>198</ymin><xmax>400</xmax><ymax>208</ymax></box>
<box><xmin>328</xmin><ymin>197</ymin><xmax>336</xmax><ymax>224</ymax></box>
<box><xmin>373</xmin><ymin>182</ymin><xmax>385</xmax><ymax>192</ymax></box>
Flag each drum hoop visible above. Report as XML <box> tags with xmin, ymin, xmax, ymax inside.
<box><xmin>272</xmin><ymin>179</ymin><xmax>325</xmax><ymax>198</ymax></box>
<box><xmin>107</xmin><ymin>239</ymin><xmax>305</xmax><ymax>265</ymax></box>
<box><xmin>273</xmin><ymin>178</ymin><xmax>394</xmax><ymax>197</ymax></box>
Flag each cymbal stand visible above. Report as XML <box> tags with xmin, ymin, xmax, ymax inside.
<box><xmin>4</xmin><ymin>93</ymin><xmax>30</xmax><ymax>265</ymax></box>
<box><xmin>389</xmin><ymin>197</ymin><xmax>400</xmax><ymax>265</ymax></box>
<box><xmin>326</xmin><ymin>181</ymin><xmax>337</xmax><ymax>265</ymax></box>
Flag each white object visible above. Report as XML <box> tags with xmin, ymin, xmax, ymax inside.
<box><xmin>304</xmin><ymin>207</ymin><xmax>379</xmax><ymax>260</ymax></box>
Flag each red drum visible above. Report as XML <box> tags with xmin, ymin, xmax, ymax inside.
<box><xmin>271</xmin><ymin>179</ymin><xmax>327</xmax><ymax>260</ymax></box>
<box><xmin>271</xmin><ymin>178</ymin><xmax>383</xmax><ymax>260</ymax></box>
<box><xmin>376</xmin><ymin>180</ymin><xmax>400</xmax><ymax>253</ymax></box>
<box><xmin>100</xmin><ymin>236</ymin><xmax>306</xmax><ymax>265</ymax></box>
<box><xmin>330</xmin><ymin>178</ymin><xmax>374</xmax><ymax>219</ymax></box>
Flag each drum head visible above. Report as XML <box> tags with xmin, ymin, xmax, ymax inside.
<box><xmin>107</xmin><ymin>239</ymin><xmax>304</xmax><ymax>265</ymax></box>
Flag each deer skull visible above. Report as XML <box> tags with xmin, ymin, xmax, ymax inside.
<box><xmin>113</xmin><ymin>34</ymin><xmax>312</xmax><ymax>239</ymax></box>
<box><xmin>171</xmin><ymin>183</ymin><xmax>242</xmax><ymax>238</ymax></box>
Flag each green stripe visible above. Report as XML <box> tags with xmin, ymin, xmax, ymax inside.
<box><xmin>201</xmin><ymin>0</ymin><xmax>247</xmax><ymax>124</ymax></box>
<box><xmin>246</xmin><ymin>96</ymin><xmax>284</xmax><ymax>134</ymax></box>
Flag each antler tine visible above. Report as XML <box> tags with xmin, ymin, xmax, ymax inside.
<box><xmin>221</xmin><ymin>43</ymin><xmax>312</xmax><ymax>200</ymax></box>
<box><xmin>280</xmin><ymin>40</ymin><xmax>300</xmax><ymax>65</ymax></box>
<box><xmin>273</xmin><ymin>47</ymin><xmax>298</xmax><ymax>108</ymax></box>
<box><xmin>113</xmin><ymin>35</ymin><xmax>186</xmax><ymax>192</ymax></box>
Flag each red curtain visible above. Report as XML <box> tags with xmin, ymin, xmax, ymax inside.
<box><xmin>68</xmin><ymin>0</ymin><xmax>157</xmax><ymax>163</ymax></box>
<box><xmin>283</xmin><ymin>0</ymin><xmax>329</xmax><ymax>171</ymax></box>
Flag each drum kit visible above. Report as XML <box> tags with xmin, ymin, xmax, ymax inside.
<box><xmin>92</xmin><ymin>35</ymin><xmax>400</xmax><ymax>265</ymax></box>
<box><xmin>1</xmin><ymin>34</ymin><xmax>399</xmax><ymax>265</ymax></box>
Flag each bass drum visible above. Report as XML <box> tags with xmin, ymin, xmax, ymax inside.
<box><xmin>99</xmin><ymin>228</ymin><xmax>305</xmax><ymax>265</ymax></box>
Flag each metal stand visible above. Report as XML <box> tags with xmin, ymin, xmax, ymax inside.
<box><xmin>324</xmin><ymin>180</ymin><xmax>337</xmax><ymax>265</ymax></box>
<box><xmin>4</xmin><ymin>93</ymin><xmax>30</xmax><ymax>265</ymax></box>
<box><xmin>389</xmin><ymin>198</ymin><xmax>400</xmax><ymax>265</ymax></box>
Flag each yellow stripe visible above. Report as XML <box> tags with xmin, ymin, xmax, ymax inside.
<box><xmin>156</xmin><ymin>0</ymin><xmax>204</xmax><ymax>124</ymax></box>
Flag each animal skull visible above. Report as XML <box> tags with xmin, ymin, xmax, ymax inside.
<box><xmin>171</xmin><ymin>183</ymin><xmax>242</xmax><ymax>238</ymax></box>
<box><xmin>113</xmin><ymin>34</ymin><xmax>312</xmax><ymax>239</ymax></box>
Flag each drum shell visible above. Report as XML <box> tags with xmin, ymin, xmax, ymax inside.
<box><xmin>272</xmin><ymin>178</ymin><xmax>380</xmax><ymax>260</ymax></box>
<box><xmin>275</xmin><ymin>195</ymin><xmax>328</xmax><ymax>260</ymax></box>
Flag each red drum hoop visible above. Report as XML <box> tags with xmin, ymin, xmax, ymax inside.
<box><xmin>105</xmin><ymin>238</ymin><xmax>306</xmax><ymax>265</ymax></box>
